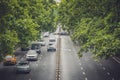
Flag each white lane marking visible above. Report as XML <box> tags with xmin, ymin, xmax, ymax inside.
<box><xmin>103</xmin><ymin>67</ymin><xmax>106</xmax><ymax>70</ymax></box>
<box><xmin>79</xmin><ymin>63</ymin><xmax>82</xmax><ymax>66</ymax></box>
<box><xmin>84</xmin><ymin>58</ymin><xmax>89</xmax><ymax>61</ymax></box>
<box><xmin>82</xmin><ymin>72</ymin><xmax>86</xmax><ymax>75</ymax></box>
<box><xmin>41</xmin><ymin>55</ymin><xmax>42</xmax><ymax>57</ymax></box>
<box><xmin>81</xmin><ymin>67</ymin><xmax>83</xmax><ymax>70</ymax></box>
<box><xmin>112</xmin><ymin>78</ymin><xmax>115</xmax><ymax>80</ymax></box>
<box><xmin>107</xmin><ymin>72</ymin><xmax>110</xmax><ymax>75</ymax></box>
<box><xmin>112</xmin><ymin>57</ymin><xmax>120</xmax><ymax>64</ymax></box>
<box><xmin>29</xmin><ymin>79</ymin><xmax>31</xmax><ymax>80</ymax></box>
<box><xmin>99</xmin><ymin>63</ymin><xmax>102</xmax><ymax>66</ymax></box>
<box><xmin>85</xmin><ymin>77</ymin><xmax>88</xmax><ymax>80</ymax></box>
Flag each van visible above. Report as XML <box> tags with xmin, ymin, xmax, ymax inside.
<box><xmin>30</xmin><ymin>42</ymin><xmax>41</xmax><ymax>54</ymax></box>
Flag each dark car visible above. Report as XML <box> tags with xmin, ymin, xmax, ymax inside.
<box><xmin>15</xmin><ymin>61</ymin><xmax>31</xmax><ymax>74</ymax></box>
<box><xmin>60</xmin><ymin>31</ymin><xmax>69</xmax><ymax>35</ymax></box>
<box><xmin>30</xmin><ymin>42</ymin><xmax>41</xmax><ymax>54</ymax></box>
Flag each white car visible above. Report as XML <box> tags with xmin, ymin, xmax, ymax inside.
<box><xmin>39</xmin><ymin>41</ymin><xmax>45</xmax><ymax>46</ymax></box>
<box><xmin>26</xmin><ymin>50</ymin><xmax>38</xmax><ymax>61</ymax></box>
<box><xmin>47</xmin><ymin>45</ymin><xmax>56</xmax><ymax>52</ymax></box>
<box><xmin>49</xmin><ymin>37</ymin><xmax>56</xmax><ymax>45</ymax></box>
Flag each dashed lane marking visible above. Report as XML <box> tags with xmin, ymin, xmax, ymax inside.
<box><xmin>103</xmin><ymin>67</ymin><xmax>106</xmax><ymax>70</ymax></box>
<box><xmin>82</xmin><ymin>72</ymin><xmax>86</xmax><ymax>75</ymax></box>
<box><xmin>79</xmin><ymin>63</ymin><xmax>82</xmax><ymax>66</ymax></box>
<box><xmin>107</xmin><ymin>72</ymin><xmax>110</xmax><ymax>75</ymax></box>
<box><xmin>81</xmin><ymin>67</ymin><xmax>83</xmax><ymax>70</ymax></box>
<box><xmin>85</xmin><ymin>77</ymin><xmax>88</xmax><ymax>80</ymax></box>
<box><xmin>99</xmin><ymin>63</ymin><xmax>102</xmax><ymax>66</ymax></box>
<box><xmin>112</xmin><ymin>78</ymin><xmax>115</xmax><ymax>80</ymax></box>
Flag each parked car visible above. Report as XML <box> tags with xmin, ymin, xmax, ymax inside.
<box><xmin>47</xmin><ymin>45</ymin><xmax>56</xmax><ymax>52</ymax></box>
<box><xmin>30</xmin><ymin>42</ymin><xmax>41</xmax><ymax>54</ymax></box>
<box><xmin>3</xmin><ymin>55</ymin><xmax>17</xmax><ymax>65</ymax></box>
<box><xmin>26</xmin><ymin>50</ymin><xmax>38</xmax><ymax>61</ymax></box>
<box><xmin>15</xmin><ymin>60</ymin><xmax>31</xmax><ymax>74</ymax></box>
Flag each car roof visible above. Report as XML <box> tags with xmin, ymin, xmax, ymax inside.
<box><xmin>5</xmin><ymin>55</ymin><xmax>13</xmax><ymax>58</ymax></box>
<box><xmin>27</xmin><ymin>50</ymin><xmax>37</xmax><ymax>54</ymax></box>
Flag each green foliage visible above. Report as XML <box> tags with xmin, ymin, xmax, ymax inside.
<box><xmin>0</xmin><ymin>30</ymin><xmax>19</xmax><ymax>54</ymax></box>
<box><xmin>0</xmin><ymin>0</ymin><xmax>57</xmax><ymax>58</ymax></box>
<box><xmin>58</xmin><ymin>0</ymin><xmax>120</xmax><ymax>59</ymax></box>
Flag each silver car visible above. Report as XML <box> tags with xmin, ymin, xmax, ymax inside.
<box><xmin>47</xmin><ymin>45</ymin><xmax>56</xmax><ymax>52</ymax></box>
<box><xmin>15</xmin><ymin>61</ymin><xmax>31</xmax><ymax>74</ymax></box>
<box><xmin>26</xmin><ymin>50</ymin><xmax>38</xmax><ymax>61</ymax></box>
<box><xmin>48</xmin><ymin>38</ymin><xmax>56</xmax><ymax>45</ymax></box>
<box><xmin>39</xmin><ymin>41</ymin><xmax>45</xmax><ymax>46</ymax></box>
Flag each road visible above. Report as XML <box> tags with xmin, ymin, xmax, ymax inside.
<box><xmin>0</xmin><ymin>33</ymin><xmax>120</xmax><ymax>80</ymax></box>
<box><xmin>0</xmin><ymin>35</ymin><xmax>57</xmax><ymax>80</ymax></box>
<box><xmin>60</xmin><ymin>35</ymin><xmax>120</xmax><ymax>80</ymax></box>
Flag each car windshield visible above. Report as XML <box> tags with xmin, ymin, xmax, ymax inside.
<box><xmin>18</xmin><ymin>62</ymin><xmax>28</xmax><ymax>65</ymax></box>
<box><xmin>49</xmin><ymin>39</ymin><xmax>55</xmax><ymax>42</ymax></box>
<box><xmin>31</xmin><ymin>44</ymin><xmax>39</xmax><ymax>49</ymax></box>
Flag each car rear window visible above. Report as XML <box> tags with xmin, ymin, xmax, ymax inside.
<box><xmin>19</xmin><ymin>62</ymin><xmax>28</xmax><ymax>65</ymax></box>
<box><xmin>31</xmin><ymin>44</ymin><xmax>40</xmax><ymax>49</ymax></box>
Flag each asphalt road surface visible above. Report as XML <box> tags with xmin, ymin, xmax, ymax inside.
<box><xmin>0</xmin><ymin>34</ymin><xmax>56</xmax><ymax>80</ymax></box>
<box><xmin>0</xmin><ymin>33</ymin><xmax>120</xmax><ymax>80</ymax></box>
<box><xmin>60</xmin><ymin>35</ymin><xmax>120</xmax><ymax>80</ymax></box>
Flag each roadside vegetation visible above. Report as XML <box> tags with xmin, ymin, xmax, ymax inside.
<box><xmin>58</xmin><ymin>0</ymin><xmax>120</xmax><ymax>59</ymax></box>
<box><xmin>0</xmin><ymin>0</ymin><xmax>57</xmax><ymax>60</ymax></box>
<box><xmin>0</xmin><ymin>0</ymin><xmax>120</xmax><ymax>60</ymax></box>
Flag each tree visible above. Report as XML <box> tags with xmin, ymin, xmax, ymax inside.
<box><xmin>0</xmin><ymin>0</ymin><xmax>58</xmax><ymax>59</ymax></box>
<box><xmin>58</xmin><ymin>0</ymin><xmax>120</xmax><ymax>59</ymax></box>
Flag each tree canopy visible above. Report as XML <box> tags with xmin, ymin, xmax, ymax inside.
<box><xmin>0</xmin><ymin>0</ymin><xmax>57</xmax><ymax>58</ymax></box>
<box><xmin>58</xmin><ymin>0</ymin><xmax>120</xmax><ymax>59</ymax></box>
